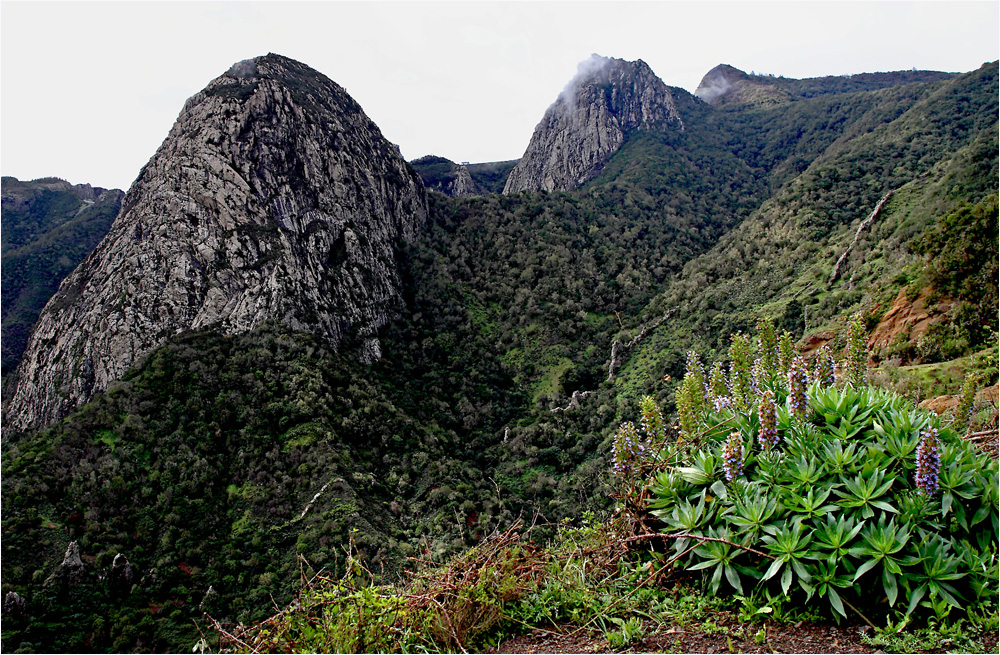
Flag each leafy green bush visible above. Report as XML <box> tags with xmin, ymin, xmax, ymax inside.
<box><xmin>641</xmin><ymin>324</ymin><xmax>998</xmax><ymax>627</ymax></box>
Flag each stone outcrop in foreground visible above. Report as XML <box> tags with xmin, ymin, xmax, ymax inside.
<box><xmin>7</xmin><ymin>53</ymin><xmax>427</xmax><ymax>431</ymax></box>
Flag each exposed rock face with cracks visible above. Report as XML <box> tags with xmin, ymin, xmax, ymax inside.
<box><xmin>6</xmin><ymin>53</ymin><xmax>427</xmax><ymax>432</ymax></box>
<box><xmin>503</xmin><ymin>54</ymin><xmax>683</xmax><ymax>194</ymax></box>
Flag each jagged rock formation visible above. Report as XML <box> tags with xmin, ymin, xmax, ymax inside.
<box><xmin>45</xmin><ymin>541</ymin><xmax>86</xmax><ymax>587</ymax></box>
<box><xmin>6</xmin><ymin>53</ymin><xmax>427</xmax><ymax>431</ymax></box>
<box><xmin>503</xmin><ymin>54</ymin><xmax>683</xmax><ymax>194</ymax></box>
<box><xmin>3</xmin><ymin>591</ymin><xmax>27</xmax><ymax>619</ymax></box>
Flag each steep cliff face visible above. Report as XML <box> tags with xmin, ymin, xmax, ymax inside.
<box><xmin>6</xmin><ymin>54</ymin><xmax>427</xmax><ymax>431</ymax></box>
<box><xmin>503</xmin><ymin>54</ymin><xmax>683</xmax><ymax>194</ymax></box>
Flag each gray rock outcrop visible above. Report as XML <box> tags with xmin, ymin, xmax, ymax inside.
<box><xmin>3</xmin><ymin>591</ymin><xmax>27</xmax><ymax>618</ymax></box>
<box><xmin>106</xmin><ymin>553</ymin><xmax>138</xmax><ymax>595</ymax></box>
<box><xmin>448</xmin><ymin>164</ymin><xmax>483</xmax><ymax>197</ymax></box>
<box><xmin>6</xmin><ymin>53</ymin><xmax>427</xmax><ymax>431</ymax></box>
<box><xmin>503</xmin><ymin>54</ymin><xmax>682</xmax><ymax>194</ymax></box>
<box><xmin>45</xmin><ymin>541</ymin><xmax>87</xmax><ymax>586</ymax></box>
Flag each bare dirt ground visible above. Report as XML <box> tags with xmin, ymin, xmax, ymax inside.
<box><xmin>486</xmin><ymin>613</ymin><xmax>998</xmax><ymax>654</ymax></box>
<box><xmin>486</xmin><ymin>617</ymin><xmax>874</xmax><ymax>654</ymax></box>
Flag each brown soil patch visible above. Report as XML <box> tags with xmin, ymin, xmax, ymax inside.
<box><xmin>486</xmin><ymin>613</ymin><xmax>999</xmax><ymax>654</ymax></box>
<box><xmin>485</xmin><ymin>616</ymin><xmax>878</xmax><ymax>654</ymax></box>
<box><xmin>800</xmin><ymin>331</ymin><xmax>836</xmax><ymax>358</ymax></box>
<box><xmin>919</xmin><ymin>394</ymin><xmax>959</xmax><ymax>415</ymax></box>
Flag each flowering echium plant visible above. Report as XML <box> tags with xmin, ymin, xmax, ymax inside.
<box><xmin>756</xmin><ymin>316</ymin><xmax>779</xmax><ymax>374</ymax></box>
<box><xmin>677</xmin><ymin>373</ymin><xmax>704</xmax><ymax>441</ymax></box>
<box><xmin>778</xmin><ymin>331</ymin><xmax>795</xmax><ymax>377</ymax></box>
<box><xmin>757</xmin><ymin>390</ymin><xmax>779</xmax><ymax>450</ymax></box>
<box><xmin>653</xmin><ymin>318</ymin><xmax>999</xmax><ymax>624</ymax></box>
<box><xmin>787</xmin><ymin>356</ymin><xmax>809</xmax><ymax>420</ymax></box>
<box><xmin>613</xmin><ymin>395</ymin><xmax>668</xmax><ymax>486</ymax></box>
<box><xmin>844</xmin><ymin>312</ymin><xmax>868</xmax><ymax>387</ymax></box>
<box><xmin>640</xmin><ymin>395</ymin><xmax>667</xmax><ymax>445</ymax></box>
<box><xmin>612</xmin><ymin>421</ymin><xmax>646</xmax><ymax>480</ymax></box>
<box><xmin>813</xmin><ymin>344</ymin><xmax>836</xmax><ymax>386</ymax></box>
<box><xmin>952</xmin><ymin>373</ymin><xmax>979</xmax><ymax>435</ymax></box>
<box><xmin>729</xmin><ymin>332</ymin><xmax>753</xmax><ymax>414</ymax></box>
<box><xmin>722</xmin><ymin>431</ymin><xmax>744</xmax><ymax>481</ymax></box>
<box><xmin>709</xmin><ymin>362</ymin><xmax>731</xmax><ymax>411</ymax></box>
<box><xmin>915</xmin><ymin>427</ymin><xmax>941</xmax><ymax>496</ymax></box>
<box><xmin>686</xmin><ymin>350</ymin><xmax>707</xmax><ymax>398</ymax></box>
<box><xmin>750</xmin><ymin>358</ymin><xmax>766</xmax><ymax>399</ymax></box>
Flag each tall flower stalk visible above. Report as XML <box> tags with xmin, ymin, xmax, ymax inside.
<box><xmin>722</xmin><ymin>431</ymin><xmax>744</xmax><ymax>481</ymax></box>
<box><xmin>729</xmin><ymin>333</ymin><xmax>753</xmax><ymax>414</ymax></box>
<box><xmin>676</xmin><ymin>372</ymin><xmax>704</xmax><ymax>442</ymax></box>
<box><xmin>640</xmin><ymin>395</ymin><xmax>667</xmax><ymax>445</ymax></box>
<box><xmin>844</xmin><ymin>313</ymin><xmax>868</xmax><ymax>387</ymax></box>
<box><xmin>612</xmin><ymin>421</ymin><xmax>646</xmax><ymax>481</ymax></box>
<box><xmin>788</xmin><ymin>356</ymin><xmax>809</xmax><ymax>420</ymax></box>
<box><xmin>709</xmin><ymin>362</ymin><xmax>730</xmax><ymax>411</ymax></box>
<box><xmin>953</xmin><ymin>373</ymin><xmax>979</xmax><ymax>435</ymax></box>
<box><xmin>915</xmin><ymin>427</ymin><xmax>941</xmax><ymax>497</ymax></box>
<box><xmin>778</xmin><ymin>331</ymin><xmax>795</xmax><ymax>377</ymax></box>
<box><xmin>758</xmin><ymin>390</ymin><xmax>779</xmax><ymax>450</ymax></box>
<box><xmin>686</xmin><ymin>350</ymin><xmax>707</xmax><ymax>399</ymax></box>
<box><xmin>756</xmin><ymin>316</ymin><xmax>779</xmax><ymax>375</ymax></box>
<box><xmin>813</xmin><ymin>344</ymin><xmax>836</xmax><ymax>386</ymax></box>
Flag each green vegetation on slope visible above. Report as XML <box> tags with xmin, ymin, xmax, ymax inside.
<box><xmin>619</xmin><ymin>63</ymin><xmax>998</xmax><ymax>405</ymax></box>
<box><xmin>1</xmin><ymin>177</ymin><xmax>122</xmax><ymax>377</ymax></box>
<box><xmin>208</xmin><ymin>321</ymin><xmax>997</xmax><ymax>654</ymax></box>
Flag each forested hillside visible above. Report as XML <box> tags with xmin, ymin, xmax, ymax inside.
<box><xmin>622</xmin><ymin>61</ymin><xmax>998</xmax><ymax>404</ymax></box>
<box><xmin>2</xmin><ymin>60</ymin><xmax>996</xmax><ymax>653</ymax></box>
<box><xmin>1</xmin><ymin>178</ymin><xmax>122</xmax><ymax>379</ymax></box>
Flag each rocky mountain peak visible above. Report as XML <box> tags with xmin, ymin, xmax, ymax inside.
<box><xmin>5</xmin><ymin>53</ymin><xmax>427</xmax><ymax>432</ymax></box>
<box><xmin>503</xmin><ymin>54</ymin><xmax>682</xmax><ymax>194</ymax></box>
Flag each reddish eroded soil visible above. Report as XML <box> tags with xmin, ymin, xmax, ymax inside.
<box><xmin>868</xmin><ymin>286</ymin><xmax>952</xmax><ymax>357</ymax></box>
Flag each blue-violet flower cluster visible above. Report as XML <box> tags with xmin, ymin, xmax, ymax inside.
<box><xmin>758</xmin><ymin>391</ymin><xmax>779</xmax><ymax>450</ymax></box>
<box><xmin>787</xmin><ymin>356</ymin><xmax>809</xmax><ymax>419</ymax></box>
<box><xmin>612</xmin><ymin>421</ymin><xmax>647</xmax><ymax>479</ymax></box>
<box><xmin>722</xmin><ymin>431</ymin><xmax>744</xmax><ymax>481</ymax></box>
<box><xmin>915</xmin><ymin>427</ymin><xmax>941</xmax><ymax>496</ymax></box>
<box><xmin>813</xmin><ymin>345</ymin><xmax>836</xmax><ymax>386</ymax></box>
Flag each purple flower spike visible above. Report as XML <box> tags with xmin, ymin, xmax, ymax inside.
<box><xmin>723</xmin><ymin>431</ymin><xmax>744</xmax><ymax>481</ymax></box>
<box><xmin>915</xmin><ymin>427</ymin><xmax>941</xmax><ymax>496</ymax></box>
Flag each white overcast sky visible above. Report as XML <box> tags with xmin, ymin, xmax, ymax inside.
<box><xmin>2</xmin><ymin>1</ymin><xmax>998</xmax><ymax>191</ymax></box>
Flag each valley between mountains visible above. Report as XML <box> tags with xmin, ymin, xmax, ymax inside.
<box><xmin>1</xmin><ymin>53</ymin><xmax>997</xmax><ymax>653</ymax></box>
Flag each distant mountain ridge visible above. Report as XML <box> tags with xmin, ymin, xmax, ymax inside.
<box><xmin>695</xmin><ymin>63</ymin><xmax>957</xmax><ymax>106</ymax></box>
<box><xmin>409</xmin><ymin>156</ymin><xmax>519</xmax><ymax>196</ymax></box>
